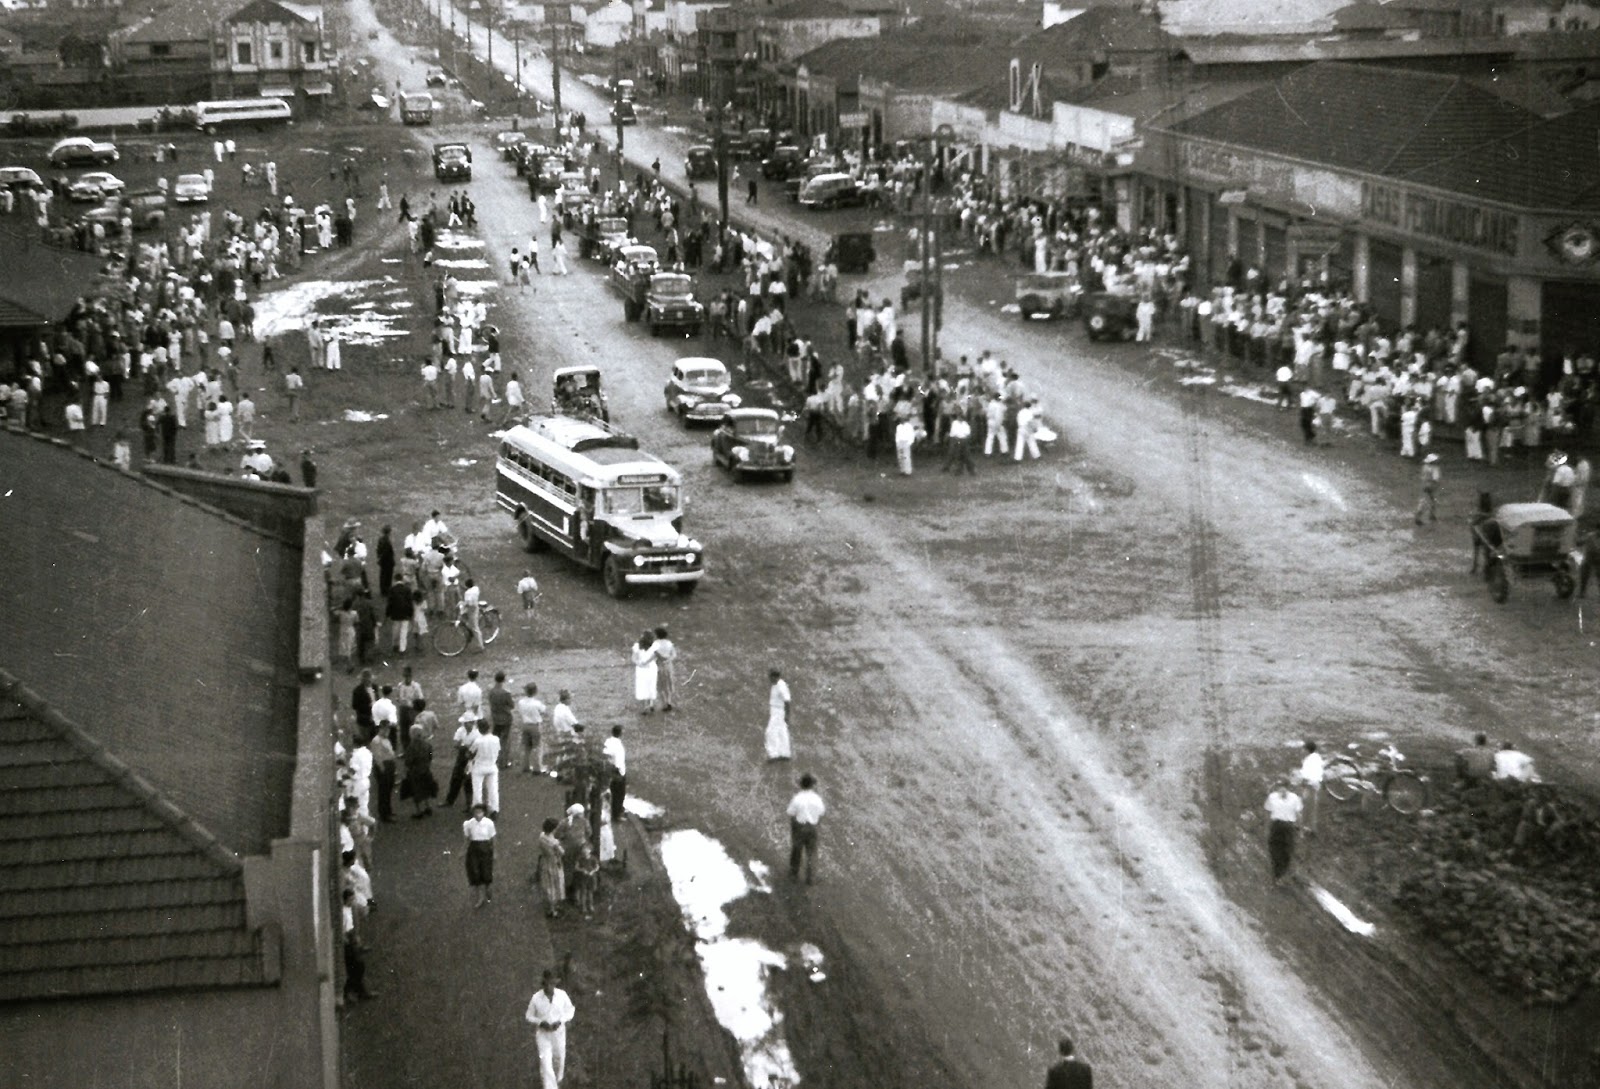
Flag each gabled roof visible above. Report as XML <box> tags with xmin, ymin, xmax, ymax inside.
<box><xmin>793</xmin><ymin>34</ymin><xmax>882</xmax><ymax>86</ymax></box>
<box><xmin>226</xmin><ymin>0</ymin><xmax>313</xmax><ymax>24</ymax></box>
<box><xmin>1401</xmin><ymin>101</ymin><xmax>1600</xmax><ymax>211</ymax></box>
<box><xmin>1172</xmin><ymin>61</ymin><xmax>1534</xmax><ymax>176</ymax></box>
<box><xmin>121</xmin><ymin>0</ymin><xmax>233</xmax><ymax>44</ymax></box>
<box><xmin>0</xmin><ymin>678</ymin><xmax>269</xmax><ymax>1003</ymax></box>
<box><xmin>0</xmin><ymin>224</ymin><xmax>106</xmax><ymax>329</ymax></box>
<box><xmin>0</xmin><ymin>430</ymin><xmax>303</xmax><ymax>860</ymax></box>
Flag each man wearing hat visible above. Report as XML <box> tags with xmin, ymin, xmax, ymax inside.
<box><xmin>1541</xmin><ymin>451</ymin><xmax>1576</xmax><ymax>512</ymax></box>
<box><xmin>1416</xmin><ymin>453</ymin><xmax>1441</xmax><ymax>525</ymax></box>
<box><xmin>556</xmin><ymin>803</ymin><xmax>590</xmax><ymax>902</ymax></box>
<box><xmin>445</xmin><ymin>712</ymin><xmax>478</xmax><ymax>810</ymax></box>
<box><xmin>240</xmin><ymin>439</ymin><xmax>273</xmax><ymax>477</ymax></box>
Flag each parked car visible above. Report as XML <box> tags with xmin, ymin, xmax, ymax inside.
<box><xmin>664</xmin><ymin>358</ymin><xmax>738</xmax><ymax>424</ymax></box>
<box><xmin>1015</xmin><ymin>271</ymin><xmax>1081</xmax><ymax>320</ymax></box>
<box><xmin>711</xmin><ymin>407</ymin><xmax>795</xmax><ymax>481</ymax></box>
<box><xmin>798</xmin><ymin>172</ymin><xmax>863</xmax><ymax>210</ymax></box>
<box><xmin>493</xmin><ymin>130</ymin><xmax>528</xmax><ymax>160</ymax></box>
<box><xmin>579</xmin><ymin>215</ymin><xmax>631</xmax><ymax>261</ymax></box>
<box><xmin>67</xmin><ymin>171</ymin><xmax>125</xmax><ymax>202</ymax></box>
<box><xmin>761</xmin><ymin>145</ymin><xmax>803</xmax><ymax>180</ymax></box>
<box><xmin>48</xmin><ymin>137</ymin><xmax>118</xmax><ymax>167</ymax></box>
<box><xmin>829</xmin><ymin>231</ymin><xmax>875</xmax><ymax>275</ymax></box>
<box><xmin>740</xmin><ymin>127</ymin><xmax>774</xmax><ymax>161</ymax></box>
<box><xmin>79</xmin><ymin>189</ymin><xmax>167</xmax><ymax>232</ymax></box>
<box><xmin>425</xmin><ymin>69</ymin><xmax>450</xmax><ymax>87</ymax></box>
<box><xmin>173</xmin><ymin>173</ymin><xmax>211</xmax><ymax>203</ymax></box>
<box><xmin>1081</xmin><ymin>289</ymin><xmax>1140</xmax><ymax>341</ymax></box>
<box><xmin>0</xmin><ymin>166</ymin><xmax>45</xmax><ymax>194</ymax></box>
<box><xmin>433</xmin><ymin>142</ymin><xmax>473</xmax><ymax>182</ymax></box>
<box><xmin>610</xmin><ymin>101</ymin><xmax>637</xmax><ymax>126</ymax></box>
<box><xmin>786</xmin><ymin>159</ymin><xmax>841</xmax><ymax>202</ymax></box>
<box><xmin>684</xmin><ymin>145</ymin><xmax>716</xmax><ymax>180</ymax></box>
<box><xmin>528</xmin><ymin>155</ymin><xmax>565</xmax><ymax>195</ymax></box>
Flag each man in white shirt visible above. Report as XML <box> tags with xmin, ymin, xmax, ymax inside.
<box><xmin>1295</xmin><ymin>740</ymin><xmax>1324</xmax><ymax>833</ymax></box>
<box><xmin>1492</xmin><ymin>742</ymin><xmax>1536</xmax><ymax>783</ymax></box>
<box><xmin>525</xmin><ymin>970</ymin><xmax>576</xmax><ymax>1089</ymax></box>
<box><xmin>786</xmin><ymin>772</ymin><xmax>825</xmax><ymax>884</ymax></box>
<box><xmin>457</xmin><ymin>668</ymin><xmax>483</xmax><ymax>719</ymax></box>
<box><xmin>460</xmin><ymin>578</ymin><xmax>482</xmax><ymax>647</ymax></box>
<box><xmin>421</xmin><ymin>510</ymin><xmax>450</xmax><ymax>550</ymax></box>
<box><xmin>603</xmin><ymin>725</ymin><xmax>627</xmax><ymax>822</ymax></box>
<box><xmin>371</xmin><ymin>686</ymin><xmax>399</xmax><ymax>744</ymax></box>
<box><xmin>1264</xmin><ymin>781</ymin><xmax>1303</xmax><ymax>883</ymax></box>
<box><xmin>346</xmin><ymin>736</ymin><xmax>374</xmax><ymax>818</ymax></box>
<box><xmin>468</xmin><ymin>719</ymin><xmax>502</xmax><ymax>816</ymax></box>
<box><xmin>517</xmin><ymin>682</ymin><xmax>547</xmax><ymax>774</ymax></box>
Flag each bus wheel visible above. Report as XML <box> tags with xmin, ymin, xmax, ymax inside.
<box><xmin>603</xmin><ymin>556</ymin><xmax>629</xmax><ymax>598</ymax></box>
<box><xmin>518</xmin><ymin>517</ymin><xmax>547</xmax><ymax>553</ymax></box>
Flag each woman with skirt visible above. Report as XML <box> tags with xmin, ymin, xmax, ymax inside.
<box><xmin>463</xmin><ymin>804</ymin><xmax>496</xmax><ymax>907</ymax></box>
<box><xmin>764</xmin><ymin>667</ymin><xmax>792</xmax><ymax>761</ymax></box>
<box><xmin>537</xmin><ymin>817</ymin><xmax>566</xmax><ymax>917</ymax></box>
<box><xmin>630</xmin><ymin>630</ymin><xmax>658</xmax><ymax>714</ymax></box>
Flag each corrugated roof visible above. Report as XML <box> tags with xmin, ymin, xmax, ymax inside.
<box><xmin>1330</xmin><ymin>0</ymin><xmax>1417</xmax><ymax>28</ymax></box>
<box><xmin>1172</xmin><ymin>61</ymin><xmax>1534</xmax><ymax>176</ymax></box>
<box><xmin>0</xmin><ymin>224</ymin><xmax>107</xmax><ymax>328</ymax></box>
<box><xmin>1401</xmin><ymin>101</ymin><xmax>1600</xmax><ymax>211</ymax></box>
<box><xmin>0</xmin><ymin>430</ymin><xmax>303</xmax><ymax>859</ymax></box>
<box><xmin>122</xmin><ymin>0</ymin><xmax>233</xmax><ymax>44</ymax></box>
<box><xmin>0</xmin><ymin>680</ymin><xmax>269</xmax><ymax>1003</ymax></box>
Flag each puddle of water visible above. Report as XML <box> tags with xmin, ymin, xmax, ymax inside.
<box><xmin>435</xmin><ymin>257</ymin><xmax>491</xmax><ymax>269</ymax></box>
<box><xmin>253</xmin><ymin>279</ymin><xmax>383</xmax><ymax>337</ymax></box>
<box><xmin>623</xmin><ymin>796</ymin><xmax>665</xmax><ymax>819</ymax></box>
<box><xmin>659</xmin><ymin>829</ymin><xmax>801</xmax><ymax>1088</ymax></box>
<box><xmin>343</xmin><ymin>410</ymin><xmax>390</xmax><ymax>423</ymax></box>
<box><xmin>436</xmin><ymin>230</ymin><xmax>485</xmax><ymax>250</ymax></box>
<box><xmin>454</xmin><ymin>280</ymin><xmax>499</xmax><ymax>296</ymax></box>
<box><xmin>1309</xmin><ymin>884</ymin><xmax>1376</xmax><ymax>937</ymax></box>
<box><xmin>452</xmin><ymin>457</ymin><xmax>478</xmax><ymax>467</ymax></box>
<box><xmin>1218</xmin><ymin>382</ymin><xmax>1276</xmax><ymax>406</ymax></box>
<box><xmin>1177</xmin><ymin>374</ymin><xmax>1217</xmax><ymax>386</ymax></box>
<box><xmin>1300</xmin><ymin>472</ymin><xmax>1347</xmax><ymax>510</ymax></box>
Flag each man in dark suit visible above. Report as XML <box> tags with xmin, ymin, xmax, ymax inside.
<box><xmin>1045</xmin><ymin>1037</ymin><xmax>1092</xmax><ymax>1089</ymax></box>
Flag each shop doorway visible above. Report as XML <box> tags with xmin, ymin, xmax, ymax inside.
<box><xmin>1467</xmin><ymin>276</ymin><xmax>1507</xmax><ymax>373</ymax></box>
<box><xmin>1542</xmin><ymin>279</ymin><xmax>1600</xmax><ymax>368</ymax></box>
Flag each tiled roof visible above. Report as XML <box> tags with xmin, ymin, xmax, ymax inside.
<box><xmin>793</xmin><ymin>35</ymin><xmax>882</xmax><ymax>85</ymax></box>
<box><xmin>226</xmin><ymin>0</ymin><xmax>313</xmax><ymax>24</ymax></box>
<box><xmin>0</xmin><ymin>430</ymin><xmax>303</xmax><ymax>860</ymax></box>
<box><xmin>1172</xmin><ymin>61</ymin><xmax>1534</xmax><ymax>177</ymax></box>
<box><xmin>0</xmin><ymin>224</ymin><xmax>107</xmax><ymax>329</ymax></box>
<box><xmin>0</xmin><ymin>678</ymin><xmax>269</xmax><ymax>1003</ymax></box>
<box><xmin>122</xmin><ymin>0</ymin><xmax>233</xmax><ymax>44</ymax></box>
<box><xmin>1401</xmin><ymin>101</ymin><xmax>1600</xmax><ymax>211</ymax></box>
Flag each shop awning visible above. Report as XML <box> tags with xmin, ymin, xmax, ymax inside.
<box><xmin>303</xmin><ymin>81</ymin><xmax>335</xmax><ymax>96</ymax></box>
<box><xmin>259</xmin><ymin>85</ymin><xmax>294</xmax><ymax>98</ymax></box>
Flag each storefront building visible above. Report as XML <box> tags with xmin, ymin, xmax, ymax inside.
<box><xmin>1138</xmin><ymin>64</ymin><xmax>1600</xmax><ymax>370</ymax></box>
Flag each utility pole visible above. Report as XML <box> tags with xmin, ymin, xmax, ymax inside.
<box><xmin>485</xmin><ymin>0</ymin><xmax>493</xmax><ymax>72</ymax></box>
<box><xmin>715</xmin><ymin>104</ymin><xmax>730</xmax><ymax>229</ymax></box>
<box><xmin>551</xmin><ymin>21</ymin><xmax>562</xmax><ymax>118</ymax></box>
<box><xmin>920</xmin><ymin>145</ymin><xmax>932</xmax><ymax>373</ymax></box>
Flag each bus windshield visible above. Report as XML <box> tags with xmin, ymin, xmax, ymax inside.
<box><xmin>602</xmin><ymin>483</ymin><xmax>680</xmax><ymax>516</ymax></box>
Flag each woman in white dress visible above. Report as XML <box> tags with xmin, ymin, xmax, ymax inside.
<box><xmin>217</xmin><ymin>395</ymin><xmax>234</xmax><ymax>445</ymax></box>
<box><xmin>630</xmin><ymin>631</ymin><xmax>658</xmax><ymax>714</ymax></box>
<box><xmin>324</xmin><ymin>331</ymin><xmax>342</xmax><ymax>371</ymax></box>
<box><xmin>202</xmin><ymin>401</ymin><xmax>221</xmax><ymax>446</ymax></box>
<box><xmin>764</xmin><ymin>667</ymin><xmax>791</xmax><ymax>761</ymax></box>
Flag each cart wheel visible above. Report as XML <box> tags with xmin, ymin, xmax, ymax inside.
<box><xmin>1488</xmin><ymin>564</ymin><xmax>1510</xmax><ymax>604</ymax></box>
<box><xmin>1384</xmin><ymin>773</ymin><xmax>1429</xmax><ymax>815</ymax></box>
<box><xmin>1555</xmin><ymin>569</ymin><xmax>1576</xmax><ymax>600</ymax></box>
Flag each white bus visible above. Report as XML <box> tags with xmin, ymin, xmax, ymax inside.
<box><xmin>194</xmin><ymin>98</ymin><xmax>293</xmax><ymax>130</ymax></box>
<box><xmin>496</xmin><ymin>415</ymin><xmax>705</xmax><ymax>597</ymax></box>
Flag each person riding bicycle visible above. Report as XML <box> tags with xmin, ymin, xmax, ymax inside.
<box><xmin>459</xmin><ymin>578</ymin><xmax>482</xmax><ymax>649</ymax></box>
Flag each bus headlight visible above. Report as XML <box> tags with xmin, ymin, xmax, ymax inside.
<box><xmin>685</xmin><ymin>552</ymin><xmax>698</xmax><ymax>565</ymax></box>
<box><xmin>632</xmin><ymin>555</ymin><xmax>646</xmax><ymax>568</ymax></box>
<box><xmin>780</xmin><ymin>445</ymin><xmax>794</xmax><ymax>460</ymax></box>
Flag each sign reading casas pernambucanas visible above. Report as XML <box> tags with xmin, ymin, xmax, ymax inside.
<box><xmin>1360</xmin><ymin>180</ymin><xmax>1520</xmax><ymax>258</ymax></box>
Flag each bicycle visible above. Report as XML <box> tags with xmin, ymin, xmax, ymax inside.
<box><xmin>433</xmin><ymin>602</ymin><xmax>501</xmax><ymax>657</ymax></box>
<box><xmin>1322</xmin><ymin>742</ymin><xmax>1430</xmax><ymax>815</ymax></box>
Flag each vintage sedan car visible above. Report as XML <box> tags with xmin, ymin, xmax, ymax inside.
<box><xmin>1015</xmin><ymin>271</ymin><xmax>1081</xmax><ymax>320</ymax></box>
<box><xmin>425</xmin><ymin>69</ymin><xmax>450</xmax><ymax>87</ymax></box>
<box><xmin>0</xmin><ymin>166</ymin><xmax>46</xmax><ymax>194</ymax></box>
<box><xmin>761</xmin><ymin>145</ymin><xmax>803</xmax><ymax>180</ymax></box>
<box><xmin>579</xmin><ymin>215</ymin><xmax>631</xmax><ymax>261</ymax></box>
<box><xmin>664</xmin><ymin>357</ymin><xmax>738</xmax><ymax>425</ymax></box>
<box><xmin>433</xmin><ymin>142</ymin><xmax>473</xmax><ymax>182</ymax></box>
<box><xmin>493</xmin><ymin>130</ymin><xmax>528</xmax><ymax>160</ymax></box>
<box><xmin>66</xmin><ymin>171</ymin><xmax>125</xmax><ymax>202</ymax></box>
<box><xmin>684</xmin><ymin>145</ymin><xmax>716</xmax><ymax>180</ymax></box>
<box><xmin>49</xmin><ymin>137</ymin><xmax>119</xmax><ymax>167</ymax></box>
<box><xmin>610</xmin><ymin>100</ymin><xmax>637</xmax><ymax>126</ymax></box>
<box><xmin>1081</xmin><ymin>289</ymin><xmax>1140</xmax><ymax>341</ymax></box>
<box><xmin>644</xmin><ymin>273</ymin><xmax>705</xmax><ymax>337</ymax></box>
<box><xmin>799</xmin><ymin>172</ymin><xmax>864</xmax><ymax>210</ymax></box>
<box><xmin>173</xmin><ymin>173</ymin><xmax>211</xmax><ymax>203</ymax></box>
<box><xmin>79</xmin><ymin>189</ymin><xmax>167</xmax><ymax>232</ymax></box>
<box><xmin>711</xmin><ymin>407</ymin><xmax>795</xmax><ymax>481</ymax></box>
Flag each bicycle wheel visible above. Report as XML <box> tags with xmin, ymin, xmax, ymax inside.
<box><xmin>1384</xmin><ymin>772</ymin><xmax>1429</xmax><ymax>815</ymax></box>
<box><xmin>480</xmin><ymin>607</ymin><xmax>501</xmax><ymax>646</ymax></box>
<box><xmin>1322</xmin><ymin>759</ymin><xmax>1363</xmax><ymax>802</ymax></box>
<box><xmin>433</xmin><ymin>621</ymin><xmax>468</xmax><ymax>657</ymax></box>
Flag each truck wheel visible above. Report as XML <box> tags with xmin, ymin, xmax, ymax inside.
<box><xmin>518</xmin><ymin>516</ymin><xmax>547</xmax><ymax>553</ymax></box>
<box><xmin>602</xmin><ymin>556</ymin><xmax>629</xmax><ymax>598</ymax></box>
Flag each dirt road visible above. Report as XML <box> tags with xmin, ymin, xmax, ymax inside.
<box><xmin>343</xmin><ymin>6</ymin><xmax>1598</xmax><ymax>1087</ymax></box>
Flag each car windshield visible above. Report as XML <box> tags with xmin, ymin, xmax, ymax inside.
<box><xmin>652</xmin><ymin>275</ymin><xmax>692</xmax><ymax>298</ymax></box>
<box><xmin>733</xmin><ymin>416</ymin><xmax>779</xmax><ymax>438</ymax></box>
<box><xmin>597</xmin><ymin>218</ymin><xmax>627</xmax><ymax>233</ymax></box>
<box><xmin>602</xmin><ymin>484</ymin><xmax>680</xmax><ymax>516</ymax></box>
<box><xmin>683</xmin><ymin>368</ymin><xmax>725</xmax><ymax>387</ymax></box>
